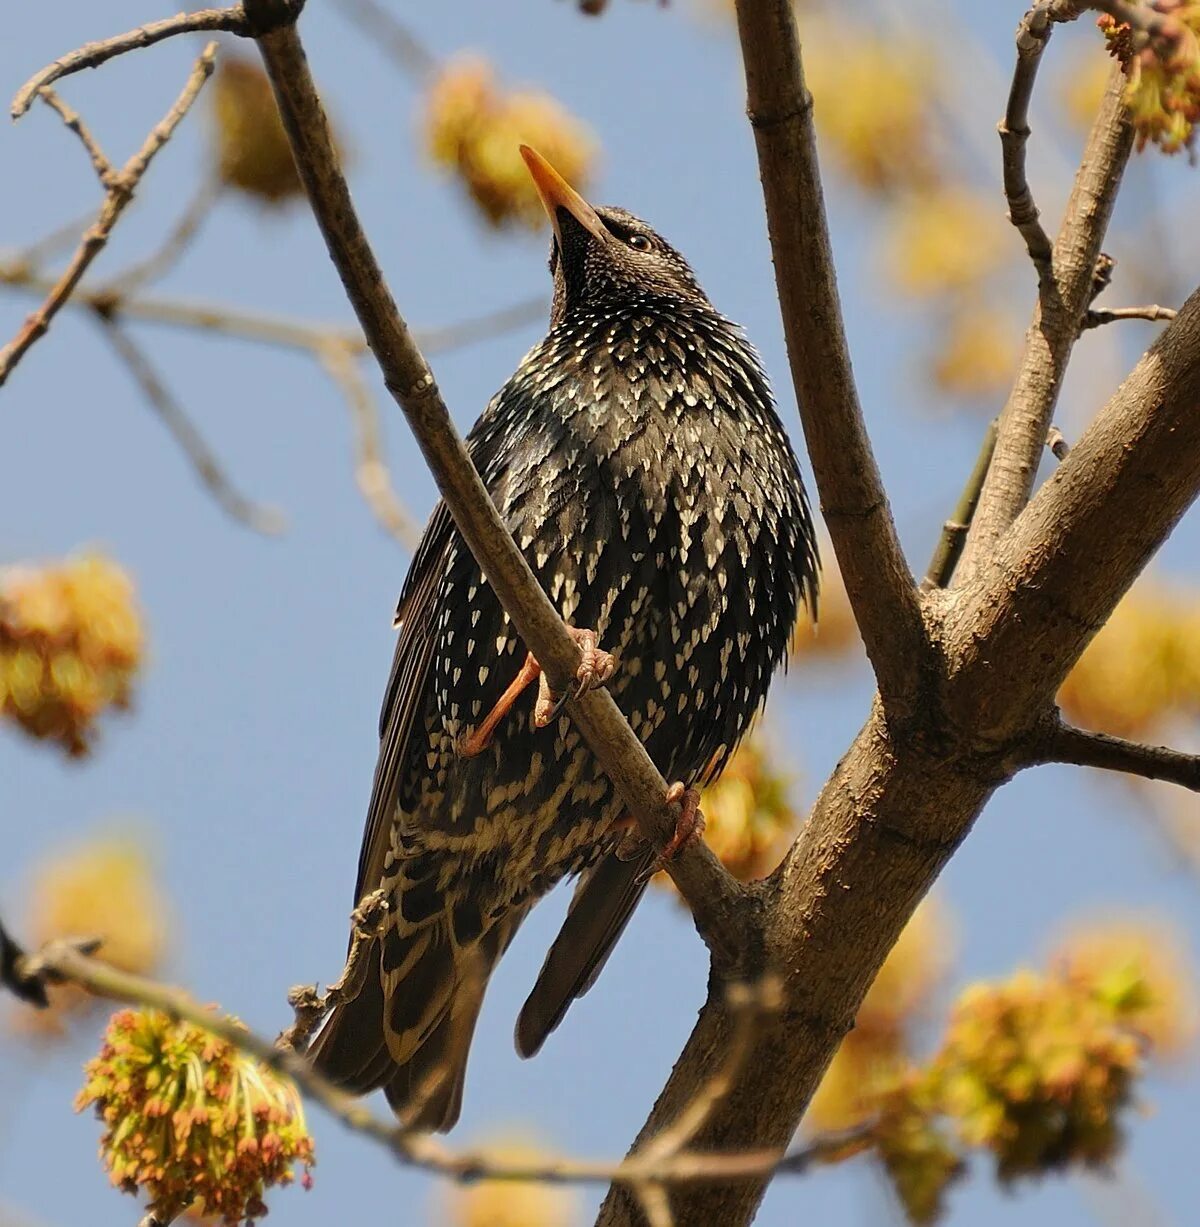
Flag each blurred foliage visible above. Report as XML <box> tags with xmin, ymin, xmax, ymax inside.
<box><xmin>441</xmin><ymin>1136</ymin><xmax>577</xmax><ymax>1227</ymax></box>
<box><xmin>1058</xmin><ymin>43</ymin><xmax>1113</xmax><ymax>132</ymax></box>
<box><xmin>1101</xmin><ymin>5</ymin><xmax>1200</xmax><ymax>154</ymax></box>
<box><xmin>1058</xmin><ymin>577</ymin><xmax>1200</xmax><ymax>738</ymax></box>
<box><xmin>209</xmin><ymin>55</ymin><xmax>305</xmax><ymax>204</ymax></box>
<box><xmin>424</xmin><ymin>55</ymin><xmax>598</xmax><ymax>229</ymax></box>
<box><xmin>801</xmin><ymin>914</ymin><xmax>1196</xmax><ymax>1223</ymax></box>
<box><xmin>928</xmin><ymin>300</ymin><xmax>1022</xmax><ymax>403</ymax></box>
<box><xmin>790</xmin><ymin>549</ymin><xmax>861</xmax><ymax>664</ymax></box>
<box><xmin>77</xmin><ymin>1008</ymin><xmax>314</xmax><ymax>1225</ymax></box>
<box><xmin>8</xmin><ymin>829</ymin><xmax>167</xmax><ymax>1039</ymax></box>
<box><xmin>0</xmin><ymin>555</ymin><xmax>143</xmax><ymax>756</ymax></box>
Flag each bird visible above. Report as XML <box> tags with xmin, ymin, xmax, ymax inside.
<box><xmin>308</xmin><ymin>146</ymin><xmax>819</xmax><ymax>1131</ymax></box>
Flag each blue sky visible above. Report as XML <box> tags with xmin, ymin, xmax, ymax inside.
<box><xmin>2</xmin><ymin>2</ymin><xmax>1199</xmax><ymax>1225</ymax></box>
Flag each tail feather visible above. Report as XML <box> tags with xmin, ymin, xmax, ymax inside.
<box><xmin>515</xmin><ymin>849</ymin><xmax>653</xmax><ymax>1059</ymax></box>
<box><xmin>309</xmin><ymin>909</ymin><xmax>523</xmax><ymax>1132</ymax></box>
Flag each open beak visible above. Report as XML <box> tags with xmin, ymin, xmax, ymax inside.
<box><xmin>520</xmin><ymin>145</ymin><xmax>610</xmax><ymax>246</ymax></box>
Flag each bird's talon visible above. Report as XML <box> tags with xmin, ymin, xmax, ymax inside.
<box><xmin>658</xmin><ymin>784</ymin><xmax>704</xmax><ymax>865</ymax></box>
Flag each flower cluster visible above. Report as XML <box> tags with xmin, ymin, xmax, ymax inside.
<box><xmin>0</xmin><ymin>555</ymin><xmax>143</xmax><ymax>756</ymax></box>
<box><xmin>424</xmin><ymin>56</ymin><xmax>598</xmax><ymax>229</ymax></box>
<box><xmin>13</xmin><ymin>831</ymin><xmax>168</xmax><ymax>1038</ymax></box>
<box><xmin>1101</xmin><ymin>4</ymin><xmax>1200</xmax><ymax>154</ymax></box>
<box><xmin>209</xmin><ymin>56</ymin><xmax>303</xmax><ymax>204</ymax></box>
<box><xmin>77</xmin><ymin>1009</ymin><xmax>314</xmax><ymax>1225</ymax></box>
<box><xmin>1058</xmin><ymin>578</ymin><xmax>1200</xmax><ymax>737</ymax></box>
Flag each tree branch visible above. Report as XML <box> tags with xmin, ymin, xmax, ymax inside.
<box><xmin>958</xmin><ymin>62</ymin><xmax>1134</xmax><ymax>580</ymax></box>
<box><xmin>730</xmin><ymin>0</ymin><xmax>928</xmax><ymax>713</ymax></box>
<box><xmin>0</xmin><ymin>46</ymin><xmax>218</xmax><ymax>388</ymax></box>
<box><xmin>1</xmin><ymin>928</ymin><xmax>866</xmax><ymax>1189</ymax></box>
<box><xmin>1032</xmin><ymin>721</ymin><xmax>1200</xmax><ymax>791</ymax></box>
<box><xmin>10</xmin><ymin>9</ymin><xmax>246</xmax><ymax>117</ymax></box>
<box><xmin>922</xmin><ymin>418</ymin><xmax>998</xmax><ymax>590</ymax></box>
<box><xmin>1000</xmin><ymin>1</ymin><xmax>1087</xmax><ymax>278</ymax></box>
<box><xmin>1082</xmin><ymin>304</ymin><xmax>1178</xmax><ymax>329</ymax></box>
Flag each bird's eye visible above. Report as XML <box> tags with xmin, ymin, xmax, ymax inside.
<box><xmin>626</xmin><ymin>233</ymin><xmax>652</xmax><ymax>252</ymax></box>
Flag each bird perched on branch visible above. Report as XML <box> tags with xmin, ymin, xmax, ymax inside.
<box><xmin>309</xmin><ymin>146</ymin><xmax>818</xmax><ymax>1130</ymax></box>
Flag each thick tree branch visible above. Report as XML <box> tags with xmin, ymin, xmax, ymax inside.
<box><xmin>599</xmin><ymin>138</ymin><xmax>1200</xmax><ymax>1227</ymax></box>
<box><xmin>731</xmin><ymin>0</ymin><xmax>928</xmax><ymax>712</ymax></box>
<box><xmin>958</xmin><ymin>64</ymin><xmax>1134</xmax><ymax>580</ymax></box>
<box><xmin>236</xmin><ymin>0</ymin><xmax>746</xmax><ymax>948</ymax></box>
<box><xmin>1032</xmin><ymin>721</ymin><xmax>1200</xmax><ymax>791</ymax></box>
<box><xmin>0</xmin><ymin>47</ymin><xmax>218</xmax><ymax>387</ymax></box>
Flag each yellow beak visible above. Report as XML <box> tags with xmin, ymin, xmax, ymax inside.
<box><xmin>520</xmin><ymin>145</ymin><xmax>610</xmax><ymax>246</ymax></box>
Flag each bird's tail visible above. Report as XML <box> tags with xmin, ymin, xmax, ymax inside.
<box><xmin>308</xmin><ymin>909</ymin><xmax>522</xmax><ymax>1132</ymax></box>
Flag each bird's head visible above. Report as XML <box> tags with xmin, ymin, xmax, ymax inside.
<box><xmin>520</xmin><ymin>145</ymin><xmax>710</xmax><ymax>327</ymax></box>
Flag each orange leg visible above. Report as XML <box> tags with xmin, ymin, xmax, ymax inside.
<box><xmin>456</xmin><ymin>626</ymin><xmax>616</xmax><ymax>759</ymax></box>
<box><xmin>660</xmin><ymin>783</ymin><xmax>705</xmax><ymax>862</ymax></box>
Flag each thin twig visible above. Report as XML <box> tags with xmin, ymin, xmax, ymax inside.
<box><xmin>1000</xmin><ymin>2</ymin><xmax>1085</xmax><ymax>278</ymax></box>
<box><xmin>0</xmin><ymin>45</ymin><xmax>219</xmax><ymax>388</ymax></box>
<box><xmin>11</xmin><ymin>8</ymin><xmax>247</xmax><ymax>117</ymax></box>
<box><xmin>4</xmin><ymin>210</ymin><xmax>99</xmax><ymax>272</ymax></box>
<box><xmin>329</xmin><ymin>0</ymin><xmax>438</xmax><ymax>80</ymax></box>
<box><xmin>1082</xmin><ymin>304</ymin><xmax>1179</xmax><ymax>329</ymax></box>
<box><xmin>1046</xmin><ymin>425</ymin><xmax>1070</xmax><ymax>460</ymax></box>
<box><xmin>245</xmin><ymin>0</ymin><xmax>749</xmax><ymax>951</ymax></box>
<box><xmin>0</xmin><ymin>262</ymin><xmax>544</xmax><ymax>360</ymax></box>
<box><xmin>1033</xmin><ymin>720</ymin><xmax>1200</xmax><ymax>791</ymax></box>
<box><xmin>278</xmin><ymin>889</ymin><xmax>389</xmax><ymax>1053</ymax></box>
<box><xmin>93</xmin><ymin>311</ymin><xmax>285</xmax><ymax>535</ymax></box>
<box><xmin>922</xmin><ymin>418</ymin><xmax>998</xmax><ymax>590</ymax></box>
<box><xmin>319</xmin><ymin>340</ymin><xmax>435</xmax><ymax>550</ymax></box>
<box><xmin>957</xmin><ymin>60</ymin><xmax>1134</xmax><ymax>581</ymax></box>
<box><xmin>731</xmin><ymin>0</ymin><xmax>928</xmax><ymax>712</ymax></box>
<box><xmin>36</xmin><ymin>88</ymin><xmax>115</xmax><ymax>182</ymax></box>
<box><xmin>2</xmin><ymin>933</ymin><xmax>871</xmax><ymax>1187</ymax></box>
<box><xmin>104</xmin><ymin>179</ymin><xmax>223</xmax><ymax>297</ymax></box>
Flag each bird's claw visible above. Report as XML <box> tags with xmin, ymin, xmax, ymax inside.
<box><xmin>632</xmin><ymin>784</ymin><xmax>705</xmax><ymax>883</ymax></box>
<box><xmin>533</xmin><ymin>626</ymin><xmax>615</xmax><ymax>727</ymax></box>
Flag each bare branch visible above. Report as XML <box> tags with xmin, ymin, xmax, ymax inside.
<box><xmin>958</xmin><ymin>63</ymin><xmax>1134</xmax><ymax>579</ymax></box>
<box><xmin>0</xmin><ymin>45</ymin><xmax>219</xmax><ymax>388</ymax></box>
<box><xmin>1</xmin><ymin>931</ymin><xmax>868</xmax><ymax>1188</ymax></box>
<box><xmin>1082</xmin><ymin>304</ymin><xmax>1179</xmax><ymax>329</ymax></box>
<box><xmin>245</xmin><ymin>0</ymin><xmax>749</xmax><ymax>950</ymax></box>
<box><xmin>36</xmin><ymin>88</ymin><xmax>115</xmax><ymax>182</ymax></box>
<box><xmin>1032</xmin><ymin>721</ymin><xmax>1200</xmax><ymax>792</ymax></box>
<box><xmin>11</xmin><ymin>8</ymin><xmax>246</xmax><ymax>117</ymax></box>
<box><xmin>731</xmin><ymin>0</ymin><xmax>928</xmax><ymax>712</ymax></box>
<box><xmin>1000</xmin><ymin>2</ymin><xmax>1088</xmax><ymax>278</ymax></box>
<box><xmin>922</xmin><ymin>418</ymin><xmax>998</xmax><ymax>590</ymax></box>
<box><xmin>317</xmin><ymin>341</ymin><xmax>423</xmax><ymax>550</ymax></box>
<box><xmin>94</xmin><ymin>311</ymin><xmax>285</xmax><ymax>535</ymax></box>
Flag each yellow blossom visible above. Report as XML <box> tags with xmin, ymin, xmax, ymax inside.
<box><xmin>884</xmin><ymin>189</ymin><xmax>1005</xmax><ymax>300</ymax></box>
<box><xmin>1101</xmin><ymin>5</ymin><xmax>1200</xmax><ymax>154</ymax></box>
<box><xmin>0</xmin><ymin>555</ymin><xmax>143</xmax><ymax>756</ymax></box>
<box><xmin>1058</xmin><ymin>578</ymin><xmax>1200</xmax><ymax>737</ymax></box>
<box><xmin>1053</xmin><ymin>917</ymin><xmax>1198</xmax><ymax>1058</ymax></box>
<box><xmin>210</xmin><ymin>56</ymin><xmax>306</xmax><ymax>204</ymax></box>
<box><xmin>442</xmin><ymin>1137</ymin><xmax>576</xmax><ymax>1227</ymax></box>
<box><xmin>12</xmin><ymin>831</ymin><xmax>167</xmax><ymax>1038</ymax></box>
<box><xmin>77</xmin><ymin>1009</ymin><xmax>314</xmax><ymax>1224</ymax></box>
<box><xmin>424</xmin><ymin>56</ymin><xmax>598</xmax><ymax>229</ymax></box>
<box><xmin>930</xmin><ymin>302</ymin><xmax>1020</xmax><ymax>402</ymax></box>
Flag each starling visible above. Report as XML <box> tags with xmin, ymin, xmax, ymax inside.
<box><xmin>309</xmin><ymin>146</ymin><xmax>819</xmax><ymax>1130</ymax></box>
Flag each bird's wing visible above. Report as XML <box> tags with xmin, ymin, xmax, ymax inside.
<box><xmin>353</xmin><ymin>502</ymin><xmax>454</xmax><ymax>903</ymax></box>
<box><xmin>514</xmin><ymin>845</ymin><xmax>656</xmax><ymax>1058</ymax></box>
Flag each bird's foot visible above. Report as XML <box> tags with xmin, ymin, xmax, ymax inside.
<box><xmin>533</xmin><ymin>626</ymin><xmax>615</xmax><ymax>727</ymax></box>
<box><xmin>616</xmin><ymin>785</ymin><xmax>706</xmax><ymax>881</ymax></box>
<box><xmin>658</xmin><ymin>783</ymin><xmax>705</xmax><ymax>864</ymax></box>
<box><xmin>456</xmin><ymin>627</ymin><xmax>614</xmax><ymax>758</ymax></box>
